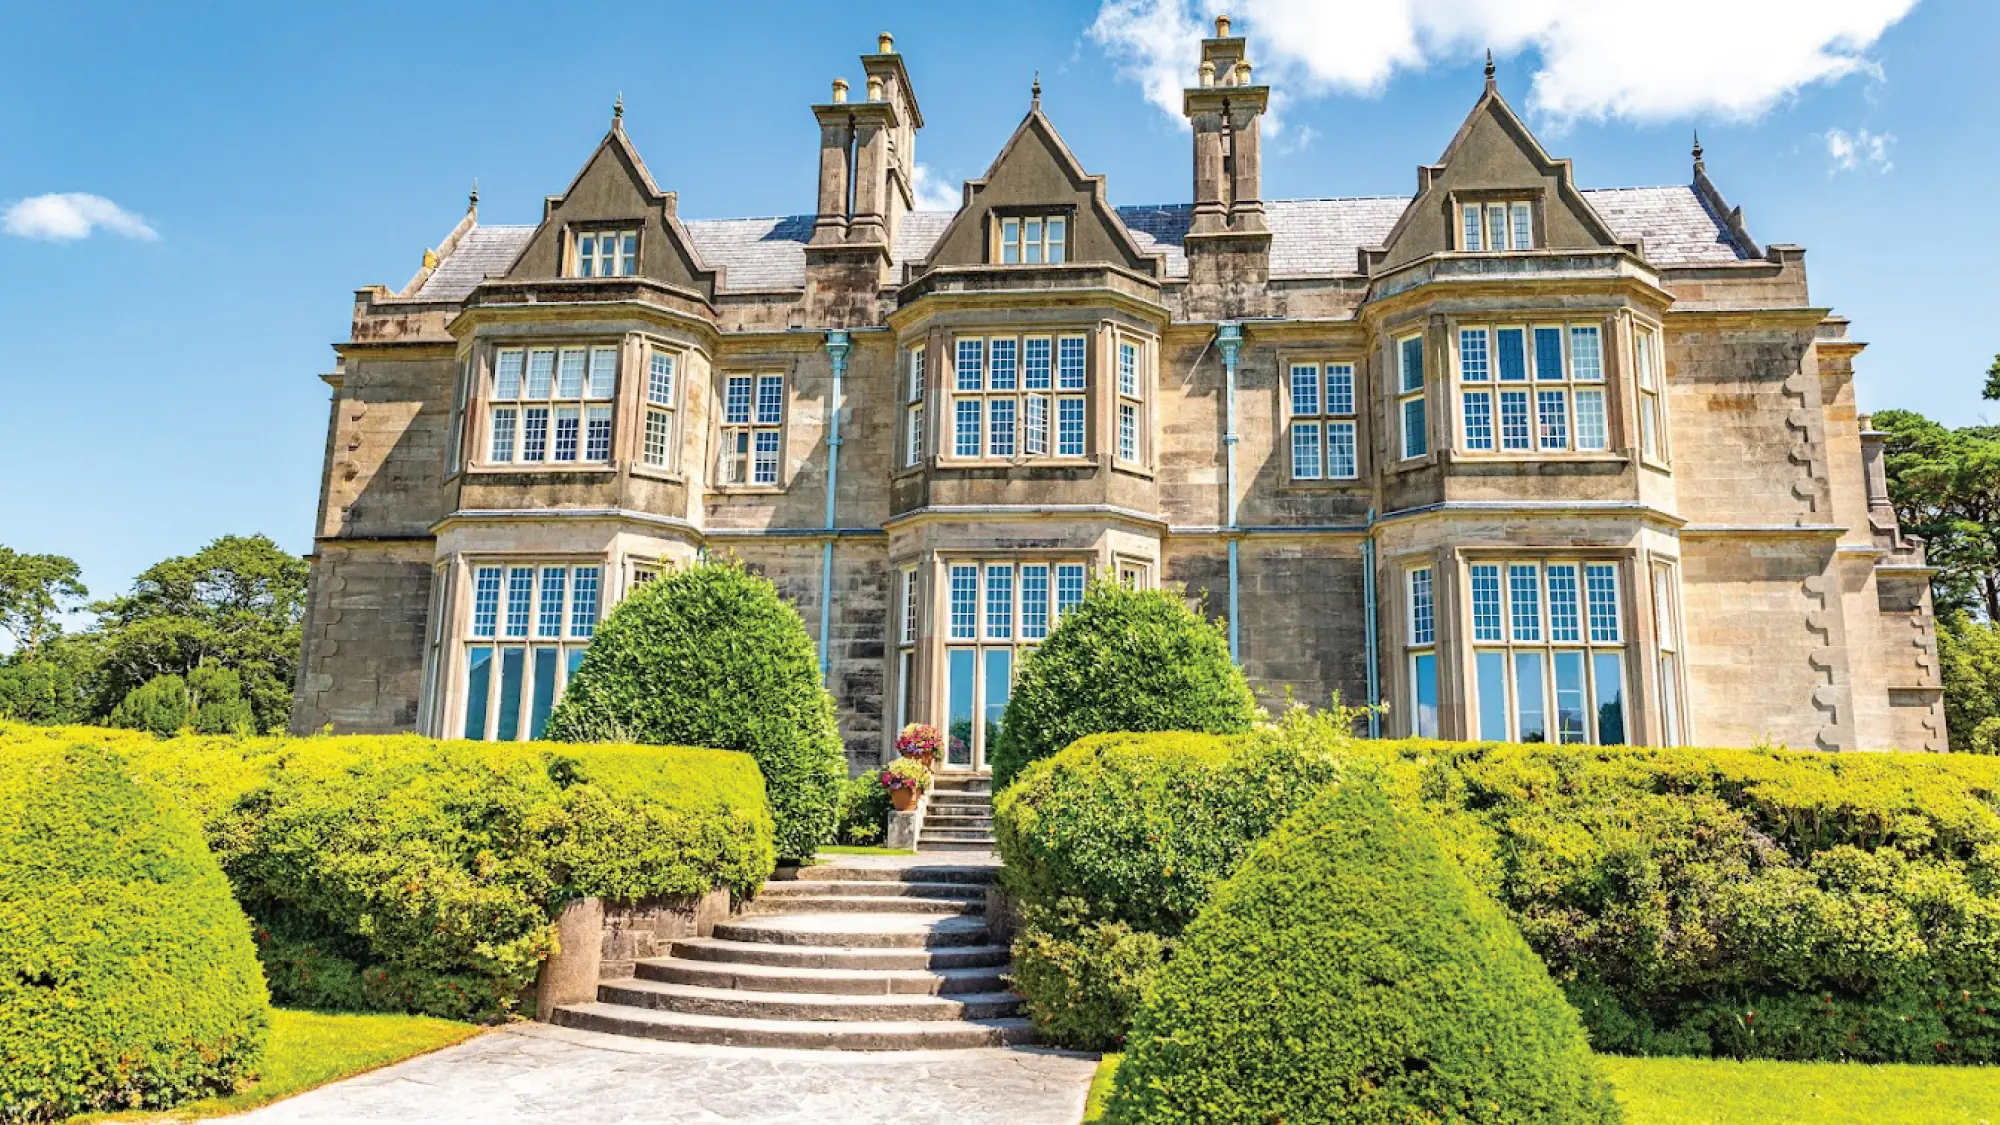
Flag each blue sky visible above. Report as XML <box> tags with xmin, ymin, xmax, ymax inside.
<box><xmin>1</xmin><ymin>0</ymin><xmax>1994</xmax><ymax>612</ymax></box>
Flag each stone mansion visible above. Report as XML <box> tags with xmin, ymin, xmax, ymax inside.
<box><xmin>291</xmin><ymin>19</ymin><xmax>1947</xmax><ymax>767</ymax></box>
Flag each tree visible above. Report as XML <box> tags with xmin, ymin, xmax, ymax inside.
<box><xmin>1874</xmin><ymin>409</ymin><xmax>2000</xmax><ymax>620</ymax></box>
<box><xmin>1937</xmin><ymin>612</ymin><xmax>2000</xmax><ymax>753</ymax></box>
<box><xmin>0</xmin><ymin>633</ymin><xmax>100</xmax><ymax>725</ymax></box>
<box><xmin>92</xmin><ymin>535</ymin><xmax>308</xmax><ymax>735</ymax></box>
<box><xmin>0</xmin><ymin>546</ymin><xmax>87</xmax><ymax>658</ymax></box>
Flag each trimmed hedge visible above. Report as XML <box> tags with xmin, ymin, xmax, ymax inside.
<box><xmin>835</xmin><ymin>768</ymin><xmax>891</xmax><ymax>846</ymax></box>
<box><xmin>0</xmin><ymin>723</ymin><xmax>774</xmax><ymax>1022</ymax></box>
<box><xmin>546</xmin><ymin>560</ymin><xmax>847</xmax><ymax>860</ymax></box>
<box><xmin>994</xmin><ymin>722</ymin><xmax>1347</xmax><ymax>1048</ymax></box>
<box><xmin>990</xmin><ymin>582</ymin><xmax>1257</xmax><ymax>790</ymax></box>
<box><xmin>1104</xmin><ymin>779</ymin><xmax>1621</xmax><ymax>1125</ymax></box>
<box><xmin>1</xmin><ymin>737</ymin><xmax>270</xmax><ymax>1122</ymax></box>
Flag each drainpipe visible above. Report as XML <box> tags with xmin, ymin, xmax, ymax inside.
<box><xmin>1362</xmin><ymin>506</ymin><xmax>1380</xmax><ymax>738</ymax></box>
<box><xmin>819</xmin><ymin>330</ymin><xmax>851</xmax><ymax>680</ymax></box>
<box><xmin>1216</xmin><ymin>321</ymin><xmax>1244</xmax><ymax>663</ymax></box>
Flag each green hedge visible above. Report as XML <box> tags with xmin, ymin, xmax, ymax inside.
<box><xmin>991</xmin><ymin>582</ymin><xmax>1257</xmax><ymax>789</ymax></box>
<box><xmin>1105</xmin><ymin>779</ymin><xmax>1620</xmax><ymax>1125</ymax></box>
<box><xmin>835</xmin><ymin>769</ymin><xmax>891</xmax><ymax>846</ymax></box>
<box><xmin>994</xmin><ymin>721</ymin><xmax>1347</xmax><ymax>1048</ymax></box>
<box><xmin>1</xmin><ymin>736</ymin><xmax>270</xmax><ymax>1122</ymax></box>
<box><xmin>0</xmin><ymin>723</ymin><xmax>774</xmax><ymax>1022</ymax></box>
<box><xmin>546</xmin><ymin>560</ymin><xmax>847</xmax><ymax>860</ymax></box>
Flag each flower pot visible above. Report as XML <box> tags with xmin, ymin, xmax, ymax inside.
<box><xmin>910</xmin><ymin>750</ymin><xmax>937</xmax><ymax>771</ymax></box>
<box><xmin>891</xmin><ymin>786</ymin><xmax>918</xmax><ymax>812</ymax></box>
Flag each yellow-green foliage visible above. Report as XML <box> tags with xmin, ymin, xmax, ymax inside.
<box><xmin>1105</xmin><ymin>779</ymin><xmax>1621</xmax><ymax>1125</ymax></box>
<box><xmin>0</xmin><ymin>723</ymin><xmax>774</xmax><ymax>1022</ymax></box>
<box><xmin>0</xmin><ymin>735</ymin><xmax>270</xmax><ymax>1122</ymax></box>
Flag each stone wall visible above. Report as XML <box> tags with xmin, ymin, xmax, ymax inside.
<box><xmin>291</xmin><ymin>539</ymin><xmax>433</xmax><ymax>734</ymax></box>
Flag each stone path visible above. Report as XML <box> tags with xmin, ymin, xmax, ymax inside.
<box><xmin>231</xmin><ymin>1023</ymin><xmax>1098</xmax><ymax>1125</ymax></box>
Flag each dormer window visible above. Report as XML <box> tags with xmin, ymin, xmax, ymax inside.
<box><xmin>1460</xmin><ymin>201</ymin><xmax>1533</xmax><ymax>252</ymax></box>
<box><xmin>570</xmin><ymin>227</ymin><xmax>638</xmax><ymax>277</ymax></box>
<box><xmin>996</xmin><ymin>214</ymin><xmax>1067</xmax><ymax>264</ymax></box>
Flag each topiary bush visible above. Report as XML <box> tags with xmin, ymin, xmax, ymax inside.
<box><xmin>0</xmin><ymin>738</ymin><xmax>270</xmax><ymax>1121</ymax></box>
<box><xmin>834</xmin><ymin>768</ymin><xmax>890</xmax><ymax>846</ymax></box>
<box><xmin>545</xmin><ymin>560</ymin><xmax>846</xmax><ymax>860</ymax></box>
<box><xmin>1104</xmin><ymin>778</ymin><xmax>1621</xmax><ymax>1125</ymax></box>
<box><xmin>990</xmin><ymin>581</ymin><xmax>1258</xmax><ymax>790</ymax></box>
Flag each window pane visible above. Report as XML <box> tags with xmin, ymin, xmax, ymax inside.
<box><xmin>1412</xmin><ymin>653</ymin><xmax>1439</xmax><ymax>738</ymax></box>
<box><xmin>1291</xmin><ymin>421</ymin><xmax>1322</xmax><ymax>480</ymax></box>
<box><xmin>1463</xmin><ymin>391</ymin><xmax>1494</xmax><ymax>451</ymax></box>
<box><xmin>1533</xmin><ymin>327</ymin><xmax>1564</xmax><ymax>381</ymax></box>
<box><xmin>621</xmin><ymin>232</ymin><xmax>638</xmax><ymax>274</ymax></box>
<box><xmin>983</xmin><ymin>648</ymin><xmax>1012</xmax><ymax>760</ymax></box>
<box><xmin>644</xmin><ymin>408</ymin><xmax>672</xmax><ymax>466</ymax></box>
<box><xmin>989</xmin><ymin>338</ymin><xmax>1018</xmax><ymax>390</ymax></box>
<box><xmin>900</xmin><ymin>570</ymin><xmax>918</xmax><ymax>645</ymax></box>
<box><xmin>1547</xmin><ymin>564</ymin><xmax>1581</xmax><ymax>642</ymax></box>
<box><xmin>522</xmin><ymin>406</ymin><xmax>549</xmax><ymax>461</ymax></box>
<box><xmin>1047</xmin><ymin>219</ymin><xmax>1066</xmax><ymax>263</ymax></box>
<box><xmin>557</xmin><ymin>348</ymin><xmax>587</xmax><ymax>398</ymax></box>
<box><xmin>1024</xmin><ymin>396</ymin><xmax>1048</xmax><ymax>457</ymax></box>
<box><xmin>1487</xmin><ymin>204</ymin><xmax>1508</xmax><ymax>251</ymax></box>
<box><xmin>1057</xmin><ymin>398</ymin><xmax>1086</xmax><ymax>456</ymax></box>
<box><xmin>496</xmin><ymin>647</ymin><xmax>525</xmax><ymax>741</ymax></box>
<box><xmin>585</xmin><ymin>405</ymin><xmax>612</xmax><ymax>462</ymax></box>
<box><xmin>1586</xmin><ymin>564</ymin><xmax>1621</xmax><ymax>642</ymax></box>
<box><xmin>1476</xmin><ymin>651</ymin><xmax>1509</xmax><ymax>740</ymax></box>
<box><xmin>1537</xmin><ymin>390</ymin><xmax>1569</xmax><ymax>450</ymax></box>
<box><xmin>495</xmin><ymin>350</ymin><xmax>524</xmax><ymax>399</ymax></box>
<box><xmin>1327</xmin><ymin>421</ymin><xmax>1358</xmax><ymax>479</ymax></box>
<box><xmin>462</xmin><ymin>645</ymin><xmax>493</xmax><ymax>739</ymax></box>
<box><xmin>1462</xmin><ymin>203</ymin><xmax>1483</xmax><ymax>251</ymax></box>
<box><xmin>1057</xmin><ymin>336</ymin><xmax>1087</xmax><ymax>389</ymax></box>
<box><xmin>1400</xmin><ymin>336</ymin><xmax>1425</xmax><ymax>393</ymax></box>
<box><xmin>753</xmin><ymin>431</ymin><xmax>781</xmax><ymax>484</ymax></box>
<box><xmin>489</xmin><ymin>407</ymin><xmax>517</xmax><ymax>463</ymax></box>
<box><xmin>505</xmin><ymin>567</ymin><xmax>534</xmax><ymax>638</ymax></box>
<box><xmin>1500</xmin><ymin>390</ymin><xmax>1532</xmax><ymax>451</ymax></box>
<box><xmin>989</xmin><ymin>399</ymin><xmax>1017</xmax><ymax>458</ymax></box>
<box><xmin>577</xmin><ymin>235</ymin><xmax>595</xmax><ymax>276</ymax></box>
<box><xmin>530</xmin><ymin>646</ymin><xmax>559</xmax><ymax>739</ymax></box>
<box><xmin>947</xmin><ymin>649</ymin><xmax>976</xmax><ymax>765</ymax></box>
<box><xmin>1290</xmin><ymin>364</ymin><xmax>1320</xmax><ymax>416</ymax></box>
<box><xmin>587</xmin><ymin>346</ymin><xmax>617</xmax><ymax>399</ymax></box>
<box><xmin>1326</xmin><ymin>365</ymin><xmax>1355</xmax><ymax>415</ymax></box>
<box><xmin>1509</xmin><ymin>564</ymin><xmax>1541</xmax><ymax>642</ymax></box>
<box><xmin>1056</xmin><ymin>564</ymin><xmax>1086</xmax><ymax>617</ymax></box>
<box><xmin>570</xmin><ymin>567</ymin><xmax>600</xmax><ymax>637</ymax></box>
<box><xmin>1515</xmin><ymin>651</ymin><xmax>1547</xmax><ymax>743</ymax></box>
<box><xmin>1496</xmin><ymin>328</ymin><xmax>1527</xmax><ymax>381</ymax></box>
<box><xmin>1470</xmin><ymin>564</ymin><xmax>1503</xmax><ymax>642</ymax></box>
<box><xmin>1653</xmin><ymin>567</ymin><xmax>1679</xmax><ymax>650</ymax></box>
<box><xmin>1554</xmin><ymin>651</ymin><xmax>1588</xmax><ymax>743</ymax></box>
<box><xmin>724</xmin><ymin>376</ymin><xmax>752</xmax><ymax>424</ymax></box>
<box><xmin>896</xmin><ymin>651</ymin><xmax>911</xmax><ymax>732</ymax></box>
<box><xmin>1000</xmin><ymin>219</ymin><xmax>1019</xmax><ymax>264</ymax></box>
<box><xmin>949</xmin><ymin>565</ymin><xmax>978</xmax><ymax>639</ymax></box>
<box><xmin>1118</xmin><ymin>403</ymin><xmax>1138</xmax><ymax>462</ymax></box>
<box><xmin>1575</xmin><ymin>389</ymin><xmax>1607</xmax><ymax>451</ymax></box>
<box><xmin>1570</xmin><ymin>326</ymin><xmax>1604</xmax><ymax>382</ymax></box>
<box><xmin>955</xmin><ymin>399</ymin><xmax>982</xmax><ymax>457</ymax></box>
<box><xmin>1024</xmin><ymin>338</ymin><xmax>1052</xmax><ymax>389</ymax></box>
<box><xmin>985</xmin><ymin>564</ymin><xmax>1014</xmax><ymax>639</ymax></box>
<box><xmin>907</xmin><ymin>404</ymin><xmax>925</xmax><ymax>465</ymax></box>
<box><xmin>1635</xmin><ymin>331</ymin><xmax>1657</xmax><ymax>390</ymax></box>
<box><xmin>553</xmin><ymin>406</ymin><xmax>580</xmax><ymax>461</ymax></box>
<box><xmin>756</xmin><ymin>376</ymin><xmax>784</xmax><ymax>425</ymax></box>
<box><xmin>1022</xmin><ymin>564</ymin><xmax>1051</xmax><ymax>639</ymax></box>
<box><xmin>1594</xmin><ymin>652</ymin><xmax>1626</xmax><ymax>745</ymax></box>
<box><xmin>1119</xmin><ymin>342</ymin><xmax>1138</xmax><ymax>398</ymax></box>
<box><xmin>1511</xmin><ymin>202</ymin><xmax>1532</xmax><ymax>250</ymax></box>
<box><xmin>526</xmin><ymin>349</ymin><xmax>555</xmax><ymax>398</ymax></box>
<box><xmin>647</xmin><ymin>353</ymin><xmax>674</xmax><ymax>404</ymax></box>
<box><xmin>1459</xmin><ymin>328</ymin><xmax>1490</xmax><ymax>382</ymax></box>
<box><xmin>908</xmin><ymin>347</ymin><xmax>926</xmax><ymax>401</ymax></box>
<box><xmin>1402</xmin><ymin>396</ymin><xmax>1427</xmax><ymax>459</ymax></box>
<box><xmin>1640</xmin><ymin>398</ymin><xmax>1661</xmax><ymax>460</ymax></box>
<box><xmin>471</xmin><ymin>566</ymin><xmax>503</xmax><ymax>637</ymax></box>
<box><xmin>538</xmin><ymin>568</ymin><xmax>567</xmax><ymax>638</ymax></box>
<box><xmin>1023</xmin><ymin>219</ymin><xmax>1042</xmax><ymax>264</ymax></box>
<box><xmin>956</xmin><ymin>339</ymin><xmax>984</xmax><ymax>391</ymax></box>
<box><xmin>1409</xmin><ymin>567</ymin><xmax>1435</xmax><ymax>646</ymax></box>
<box><xmin>1659</xmin><ymin>653</ymin><xmax>1682</xmax><ymax>746</ymax></box>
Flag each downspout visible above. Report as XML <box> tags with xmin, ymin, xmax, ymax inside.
<box><xmin>819</xmin><ymin>330</ymin><xmax>851</xmax><ymax>680</ymax></box>
<box><xmin>1216</xmin><ymin>321</ymin><xmax>1244</xmax><ymax>663</ymax></box>
<box><xmin>1362</xmin><ymin>506</ymin><xmax>1380</xmax><ymax>738</ymax></box>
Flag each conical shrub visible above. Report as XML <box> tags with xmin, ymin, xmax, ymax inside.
<box><xmin>1105</xmin><ymin>778</ymin><xmax>1621</xmax><ymax>1125</ymax></box>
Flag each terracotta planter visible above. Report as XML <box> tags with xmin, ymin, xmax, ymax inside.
<box><xmin>910</xmin><ymin>751</ymin><xmax>937</xmax><ymax>771</ymax></box>
<box><xmin>891</xmin><ymin>786</ymin><xmax>919</xmax><ymax>812</ymax></box>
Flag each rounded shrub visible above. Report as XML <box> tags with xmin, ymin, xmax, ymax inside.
<box><xmin>991</xmin><ymin>581</ymin><xmax>1257</xmax><ymax>789</ymax></box>
<box><xmin>1105</xmin><ymin>778</ymin><xmax>1620</xmax><ymax>1125</ymax></box>
<box><xmin>0</xmin><ymin>739</ymin><xmax>270</xmax><ymax>1120</ymax></box>
<box><xmin>545</xmin><ymin>560</ymin><xmax>846</xmax><ymax>859</ymax></box>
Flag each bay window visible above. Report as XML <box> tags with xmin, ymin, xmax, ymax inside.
<box><xmin>1288</xmin><ymin>361</ymin><xmax>1359</xmax><ymax>480</ymax></box>
<box><xmin>720</xmin><ymin>372</ymin><xmax>785</xmax><ymax>485</ymax></box>
<box><xmin>1457</xmin><ymin>322</ymin><xmax>1607</xmax><ymax>454</ymax></box>
<box><xmin>461</xmin><ymin>561</ymin><xmax>601</xmax><ymax>742</ymax></box>
<box><xmin>1468</xmin><ymin>558</ymin><xmax>1626</xmax><ymax>745</ymax></box>
<box><xmin>488</xmin><ymin>345</ymin><xmax>615</xmax><ymax>465</ymax></box>
<box><xmin>950</xmin><ymin>332</ymin><xmax>1089</xmax><ymax>462</ymax></box>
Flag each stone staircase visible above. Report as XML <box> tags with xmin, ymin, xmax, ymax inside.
<box><xmin>552</xmin><ymin>857</ymin><xmax>1028</xmax><ymax>1049</ymax></box>
<box><xmin>920</xmin><ymin>772</ymin><xmax>996</xmax><ymax>853</ymax></box>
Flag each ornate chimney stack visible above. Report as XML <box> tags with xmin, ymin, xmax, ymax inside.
<box><xmin>1181</xmin><ymin>13</ymin><xmax>1272</xmax><ymax>316</ymax></box>
<box><xmin>806</xmin><ymin>33</ymin><xmax>926</xmax><ymax>324</ymax></box>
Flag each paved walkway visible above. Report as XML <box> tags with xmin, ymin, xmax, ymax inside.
<box><xmin>234</xmin><ymin>1023</ymin><xmax>1098</xmax><ymax>1125</ymax></box>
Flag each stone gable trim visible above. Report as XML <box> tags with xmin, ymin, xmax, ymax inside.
<box><xmin>1377</xmin><ymin>500</ymin><xmax>1687</xmax><ymax>529</ymax></box>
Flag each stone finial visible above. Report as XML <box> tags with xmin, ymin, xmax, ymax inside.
<box><xmin>867</xmin><ymin>73</ymin><xmax>884</xmax><ymax>101</ymax></box>
<box><xmin>1693</xmin><ymin>129</ymin><xmax>1706</xmax><ymax>172</ymax></box>
<box><xmin>1199</xmin><ymin>59</ymin><xmax>1215</xmax><ymax>87</ymax></box>
<box><xmin>1214</xmin><ymin>13</ymin><xmax>1230</xmax><ymax>37</ymax></box>
<box><xmin>422</xmin><ymin>248</ymin><xmax>440</xmax><ymax>270</ymax></box>
<box><xmin>468</xmin><ymin>178</ymin><xmax>479</xmax><ymax>215</ymax></box>
<box><xmin>878</xmin><ymin>31</ymin><xmax>894</xmax><ymax>54</ymax></box>
<box><xmin>832</xmin><ymin>77</ymin><xmax>849</xmax><ymax>104</ymax></box>
<box><xmin>1032</xmin><ymin>71</ymin><xmax>1041</xmax><ymax>109</ymax></box>
<box><xmin>613</xmin><ymin>92</ymin><xmax>624</xmax><ymax>122</ymax></box>
<box><xmin>1484</xmin><ymin>49</ymin><xmax>1496</xmax><ymax>90</ymax></box>
<box><xmin>1235</xmin><ymin>59</ymin><xmax>1253</xmax><ymax>85</ymax></box>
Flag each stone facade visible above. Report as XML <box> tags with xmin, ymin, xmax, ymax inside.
<box><xmin>292</xmin><ymin>22</ymin><xmax>1945</xmax><ymax>763</ymax></box>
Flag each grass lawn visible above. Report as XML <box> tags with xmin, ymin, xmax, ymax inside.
<box><xmin>816</xmin><ymin>845</ymin><xmax>917</xmax><ymax>857</ymax></box>
<box><xmin>74</xmin><ymin>1009</ymin><xmax>481</xmax><ymax>1122</ymax></box>
<box><xmin>1081</xmin><ymin>1053</ymin><xmax>2000</xmax><ymax>1124</ymax></box>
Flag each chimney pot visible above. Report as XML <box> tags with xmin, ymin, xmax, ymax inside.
<box><xmin>878</xmin><ymin>31</ymin><xmax>894</xmax><ymax>54</ymax></box>
<box><xmin>1214</xmin><ymin>13</ymin><xmax>1230</xmax><ymax>37</ymax></box>
<box><xmin>1236</xmin><ymin>60</ymin><xmax>1253</xmax><ymax>85</ymax></box>
<box><xmin>1199</xmin><ymin>60</ymin><xmax>1215</xmax><ymax>87</ymax></box>
<box><xmin>867</xmin><ymin>73</ymin><xmax>884</xmax><ymax>101</ymax></box>
<box><xmin>831</xmin><ymin>77</ymin><xmax>848</xmax><ymax>104</ymax></box>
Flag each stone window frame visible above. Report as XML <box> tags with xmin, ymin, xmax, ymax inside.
<box><xmin>455</xmin><ymin>556</ymin><xmax>606</xmax><ymax>744</ymax></box>
<box><xmin>1281</xmin><ymin>354</ymin><xmax>1361</xmax><ymax>484</ymax></box>
<box><xmin>1651</xmin><ymin>558</ymin><xmax>1687</xmax><ymax>746</ymax></box>
<box><xmin>1452</xmin><ymin>193</ymin><xmax>1537</xmax><ymax>252</ymax></box>
<box><xmin>904</xmin><ymin>345</ymin><xmax>926</xmax><ymax>468</ymax></box>
<box><xmin>1405</xmin><ymin>563</ymin><xmax>1440</xmax><ymax>738</ymax></box>
<box><xmin>894</xmin><ymin>566</ymin><xmax>920</xmax><ymax>736</ymax></box>
<box><xmin>1454</xmin><ymin>320</ymin><xmax>1610</xmax><ymax>457</ymax></box>
<box><xmin>479</xmin><ymin>341</ymin><xmax>620</xmax><ymax>471</ymax></box>
<box><xmin>1112</xmin><ymin>331</ymin><xmax>1151</xmax><ymax>470</ymax></box>
<box><xmin>564</xmin><ymin>225</ymin><xmax>639</xmax><ymax>278</ymax></box>
<box><xmin>1460</xmin><ymin>553</ymin><xmax>1629</xmax><ymax>747</ymax></box>
<box><xmin>1396</xmin><ymin>333</ymin><xmax>1428</xmax><ymax>461</ymax></box>
<box><xmin>944</xmin><ymin>330</ymin><xmax>1092</xmax><ymax>467</ymax></box>
<box><xmin>713</xmin><ymin>369</ymin><xmax>790</xmax><ymax>490</ymax></box>
<box><xmin>1632</xmin><ymin>318</ymin><xmax>1671</xmax><ymax>468</ymax></box>
<box><xmin>637</xmin><ymin>337</ymin><xmax>687</xmax><ymax>474</ymax></box>
<box><xmin>989</xmin><ymin>207</ymin><xmax>1072</xmax><ymax>266</ymax></box>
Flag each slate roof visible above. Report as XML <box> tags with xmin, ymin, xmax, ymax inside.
<box><xmin>406</xmin><ymin>185</ymin><xmax>1751</xmax><ymax>301</ymax></box>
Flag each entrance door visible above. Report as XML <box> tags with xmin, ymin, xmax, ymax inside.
<box><xmin>943</xmin><ymin>647</ymin><xmax>1012</xmax><ymax>771</ymax></box>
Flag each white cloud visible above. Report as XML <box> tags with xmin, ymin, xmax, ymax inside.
<box><xmin>2</xmin><ymin>192</ymin><xmax>158</xmax><ymax>242</ymax></box>
<box><xmin>1825</xmin><ymin>127</ymin><xmax>1895</xmax><ymax>173</ymax></box>
<box><xmin>911</xmin><ymin>164</ymin><xmax>964</xmax><ymax>212</ymax></box>
<box><xmin>1091</xmin><ymin>0</ymin><xmax>1918</xmax><ymax>126</ymax></box>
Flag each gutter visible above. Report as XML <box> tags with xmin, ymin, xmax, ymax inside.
<box><xmin>1216</xmin><ymin>321</ymin><xmax>1244</xmax><ymax>664</ymax></box>
<box><xmin>819</xmin><ymin>330</ymin><xmax>851</xmax><ymax>680</ymax></box>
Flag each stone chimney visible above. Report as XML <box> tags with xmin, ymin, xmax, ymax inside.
<box><xmin>806</xmin><ymin>34</ymin><xmax>927</xmax><ymax>324</ymax></box>
<box><xmin>1181</xmin><ymin>13</ymin><xmax>1272</xmax><ymax>316</ymax></box>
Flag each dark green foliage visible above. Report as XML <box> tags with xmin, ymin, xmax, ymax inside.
<box><xmin>0</xmin><ymin>545</ymin><xmax>87</xmax><ymax>657</ymax></box>
<box><xmin>994</xmin><ymin>723</ymin><xmax>1346</xmax><ymax>1049</ymax></box>
<box><xmin>545</xmin><ymin>560</ymin><xmax>846</xmax><ymax>860</ymax></box>
<box><xmin>1105</xmin><ymin>780</ymin><xmax>1621</xmax><ymax>1125</ymax></box>
<box><xmin>990</xmin><ymin>581</ymin><xmax>1257</xmax><ymax>790</ymax></box>
<box><xmin>1873</xmin><ymin>409</ymin><xmax>2000</xmax><ymax>620</ymax></box>
<box><xmin>1938</xmin><ymin>612</ymin><xmax>2000</xmax><ymax>752</ymax></box>
<box><xmin>107</xmin><ymin>672</ymin><xmax>193</xmax><ymax>734</ymax></box>
<box><xmin>836</xmin><ymin>768</ymin><xmax>891</xmax><ymax>846</ymax></box>
<box><xmin>0</xmin><ymin>738</ymin><xmax>270</xmax><ymax>1121</ymax></box>
<box><xmin>0</xmin><ymin>634</ymin><xmax>99</xmax><ymax>725</ymax></box>
<box><xmin>105</xmin><ymin>667</ymin><xmax>256</xmax><ymax>736</ymax></box>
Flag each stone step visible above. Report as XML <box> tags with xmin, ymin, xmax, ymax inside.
<box><xmin>743</xmin><ymin>894</ymin><xmax>984</xmax><ymax>917</ymax></box>
<box><xmin>919</xmin><ymin>829</ymin><xmax>998</xmax><ymax>843</ymax></box>
<box><xmin>597</xmin><ymin>977</ymin><xmax>1024</xmax><ymax>1022</ymax></box>
<box><xmin>917</xmin><ymin>840</ymin><xmax>999</xmax><ymax>853</ymax></box>
<box><xmin>713</xmin><ymin>913</ymin><xmax>993</xmax><ymax>949</ymax></box>
<box><xmin>638</xmin><ymin>956</ymin><xmax>1009</xmax><ymax>996</ymax></box>
<box><xmin>670</xmin><ymin>937</ymin><xmax>1012</xmax><ymax>971</ymax></box>
<box><xmin>553</xmin><ymin>1002</ymin><xmax>1032</xmax><ymax>1051</ymax></box>
<box><xmin>780</xmin><ymin>864</ymin><xmax>997</xmax><ymax>886</ymax></box>
<box><xmin>925</xmin><ymin>803</ymin><xmax>992</xmax><ymax>816</ymax></box>
<box><xmin>759</xmin><ymin>880</ymin><xmax>984</xmax><ymax>902</ymax></box>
